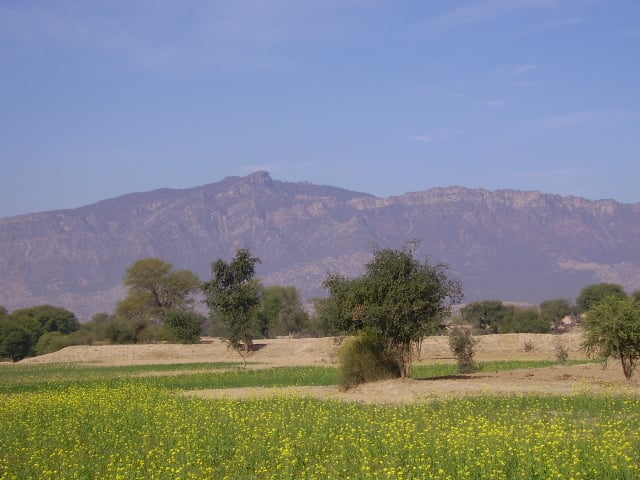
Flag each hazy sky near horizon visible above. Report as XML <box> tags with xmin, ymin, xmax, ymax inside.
<box><xmin>1</xmin><ymin>0</ymin><xmax>639</xmax><ymax>218</ymax></box>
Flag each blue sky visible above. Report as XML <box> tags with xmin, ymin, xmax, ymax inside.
<box><xmin>1</xmin><ymin>0</ymin><xmax>639</xmax><ymax>218</ymax></box>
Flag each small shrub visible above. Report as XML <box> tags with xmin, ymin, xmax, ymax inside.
<box><xmin>555</xmin><ymin>339</ymin><xmax>569</xmax><ymax>365</ymax></box>
<box><xmin>338</xmin><ymin>331</ymin><xmax>398</xmax><ymax>390</ymax></box>
<box><xmin>448</xmin><ymin>327</ymin><xmax>477</xmax><ymax>374</ymax></box>
<box><xmin>523</xmin><ymin>339</ymin><xmax>534</xmax><ymax>352</ymax></box>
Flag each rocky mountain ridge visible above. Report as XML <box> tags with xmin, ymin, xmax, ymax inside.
<box><xmin>1</xmin><ymin>171</ymin><xmax>639</xmax><ymax>319</ymax></box>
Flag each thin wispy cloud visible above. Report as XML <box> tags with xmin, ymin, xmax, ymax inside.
<box><xmin>488</xmin><ymin>99</ymin><xmax>507</xmax><ymax>108</ymax></box>
<box><xmin>521</xmin><ymin>16</ymin><xmax>585</xmax><ymax>35</ymax></box>
<box><xmin>425</xmin><ymin>0</ymin><xmax>558</xmax><ymax>33</ymax></box>
<box><xmin>539</xmin><ymin>110</ymin><xmax>632</xmax><ymax>129</ymax></box>
<box><xmin>495</xmin><ymin>63</ymin><xmax>539</xmax><ymax>87</ymax></box>
<box><xmin>0</xmin><ymin>3</ymin><xmax>281</xmax><ymax>72</ymax></box>
<box><xmin>498</xmin><ymin>64</ymin><xmax>538</xmax><ymax>78</ymax></box>
<box><xmin>410</xmin><ymin>127</ymin><xmax>466</xmax><ymax>143</ymax></box>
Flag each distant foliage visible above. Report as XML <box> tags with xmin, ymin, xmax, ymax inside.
<box><xmin>163</xmin><ymin>309</ymin><xmax>204</xmax><ymax>344</ymax></box>
<box><xmin>500</xmin><ymin>309</ymin><xmax>550</xmax><ymax>334</ymax></box>
<box><xmin>34</xmin><ymin>331</ymin><xmax>79</xmax><ymax>356</ymax></box>
<box><xmin>577</xmin><ymin>283</ymin><xmax>626</xmax><ymax>313</ymax></box>
<box><xmin>0</xmin><ymin>305</ymin><xmax>80</xmax><ymax>361</ymax></box>
<box><xmin>460</xmin><ymin>300</ymin><xmax>508</xmax><ymax>334</ymax></box>
<box><xmin>256</xmin><ymin>285</ymin><xmax>310</xmax><ymax>338</ymax></box>
<box><xmin>461</xmin><ymin>301</ymin><xmax>550</xmax><ymax>334</ymax></box>
<box><xmin>540</xmin><ymin>299</ymin><xmax>574</xmax><ymax>331</ymax></box>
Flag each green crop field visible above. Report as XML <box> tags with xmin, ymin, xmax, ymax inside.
<box><xmin>1</xmin><ymin>362</ymin><xmax>638</xmax><ymax>479</ymax></box>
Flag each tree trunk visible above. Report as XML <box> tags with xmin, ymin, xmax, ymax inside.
<box><xmin>399</xmin><ymin>342</ymin><xmax>413</xmax><ymax>379</ymax></box>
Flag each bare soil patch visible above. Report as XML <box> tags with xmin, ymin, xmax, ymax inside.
<box><xmin>17</xmin><ymin>332</ymin><xmax>639</xmax><ymax>403</ymax></box>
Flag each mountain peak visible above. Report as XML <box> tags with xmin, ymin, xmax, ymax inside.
<box><xmin>1</xmin><ymin>174</ymin><xmax>640</xmax><ymax>319</ymax></box>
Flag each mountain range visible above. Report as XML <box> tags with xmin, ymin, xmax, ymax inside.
<box><xmin>2</xmin><ymin>171</ymin><xmax>639</xmax><ymax>320</ymax></box>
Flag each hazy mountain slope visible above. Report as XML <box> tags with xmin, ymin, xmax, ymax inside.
<box><xmin>1</xmin><ymin>171</ymin><xmax>639</xmax><ymax>319</ymax></box>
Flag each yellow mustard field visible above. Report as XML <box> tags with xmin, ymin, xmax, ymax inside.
<box><xmin>1</xmin><ymin>382</ymin><xmax>639</xmax><ymax>479</ymax></box>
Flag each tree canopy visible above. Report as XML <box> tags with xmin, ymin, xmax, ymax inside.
<box><xmin>577</xmin><ymin>283</ymin><xmax>626</xmax><ymax>313</ymax></box>
<box><xmin>582</xmin><ymin>294</ymin><xmax>640</xmax><ymax>379</ymax></box>
<box><xmin>0</xmin><ymin>305</ymin><xmax>79</xmax><ymax>361</ymax></box>
<box><xmin>118</xmin><ymin>257</ymin><xmax>201</xmax><ymax>321</ymax></box>
<box><xmin>114</xmin><ymin>258</ymin><xmax>202</xmax><ymax>343</ymax></box>
<box><xmin>203</xmin><ymin>249</ymin><xmax>261</xmax><ymax>359</ymax></box>
<box><xmin>323</xmin><ymin>247</ymin><xmax>463</xmax><ymax>378</ymax></box>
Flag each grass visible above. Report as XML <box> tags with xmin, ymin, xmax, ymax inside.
<box><xmin>413</xmin><ymin>359</ymin><xmax>593</xmax><ymax>379</ymax></box>
<box><xmin>0</xmin><ymin>359</ymin><xmax>594</xmax><ymax>394</ymax></box>
<box><xmin>0</xmin><ymin>364</ymin><xmax>339</xmax><ymax>394</ymax></box>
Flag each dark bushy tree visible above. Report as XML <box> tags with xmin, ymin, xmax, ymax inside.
<box><xmin>0</xmin><ymin>305</ymin><xmax>80</xmax><ymax>359</ymax></box>
<box><xmin>0</xmin><ymin>321</ymin><xmax>32</xmax><ymax>361</ymax></box>
<box><xmin>323</xmin><ymin>247</ymin><xmax>463</xmax><ymax>379</ymax></box>
<box><xmin>203</xmin><ymin>249</ymin><xmax>261</xmax><ymax>363</ymax></box>
<box><xmin>9</xmin><ymin>305</ymin><xmax>79</xmax><ymax>335</ymax></box>
<box><xmin>577</xmin><ymin>283</ymin><xmax>626</xmax><ymax>313</ymax></box>
<box><xmin>163</xmin><ymin>309</ymin><xmax>204</xmax><ymax>344</ymax></box>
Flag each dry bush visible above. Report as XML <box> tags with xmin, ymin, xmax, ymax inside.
<box><xmin>448</xmin><ymin>327</ymin><xmax>478</xmax><ymax>374</ymax></box>
<box><xmin>338</xmin><ymin>331</ymin><xmax>398</xmax><ymax>390</ymax></box>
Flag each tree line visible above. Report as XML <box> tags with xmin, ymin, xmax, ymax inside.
<box><xmin>0</xmin><ymin>250</ymin><xmax>313</xmax><ymax>361</ymax></box>
<box><xmin>2</xmin><ymin>246</ymin><xmax>640</xmax><ymax>382</ymax></box>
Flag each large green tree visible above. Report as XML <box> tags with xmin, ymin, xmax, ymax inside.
<box><xmin>576</xmin><ymin>283</ymin><xmax>626</xmax><ymax>313</ymax></box>
<box><xmin>0</xmin><ymin>305</ymin><xmax>80</xmax><ymax>360</ymax></box>
<box><xmin>323</xmin><ymin>247</ymin><xmax>463</xmax><ymax>378</ymax></box>
<box><xmin>582</xmin><ymin>295</ymin><xmax>640</xmax><ymax>379</ymax></box>
<box><xmin>9</xmin><ymin>305</ymin><xmax>79</xmax><ymax>335</ymax></box>
<box><xmin>203</xmin><ymin>249</ymin><xmax>261</xmax><ymax>362</ymax></box>
<box><xmin>116</xmin><ymin>258</ymin><xmax>201</xmax><ymax>342</ymax></box>
<box><xmin>0</xmin><ymin>322</ymin><xmax>31</xmax><ymax>361</ymax></box>
<box><xmin>118</xmin><ymin>257</ymin><xmax>201</xmax><ymax>321</ymax></box>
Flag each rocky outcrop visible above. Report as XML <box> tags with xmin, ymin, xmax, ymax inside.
<box><xmin>1</xmin><ymin>171</ymin><xmax>639</xmax><ymax>319</ymax></box>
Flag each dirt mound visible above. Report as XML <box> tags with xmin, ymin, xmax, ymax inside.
<box><xmin>17</xmin><ymin>332</ymin><xmax>639</xmax><ymax>403</ymax></box>
<box><xmin>18</xmin><ymin>337</ymin><xmax>342</xmax><ymax>367</ymax></box>
<box><xmin>20</xmin><ymin>333</ymin><xmax>587</xmax><ymax>367</ymax></box>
